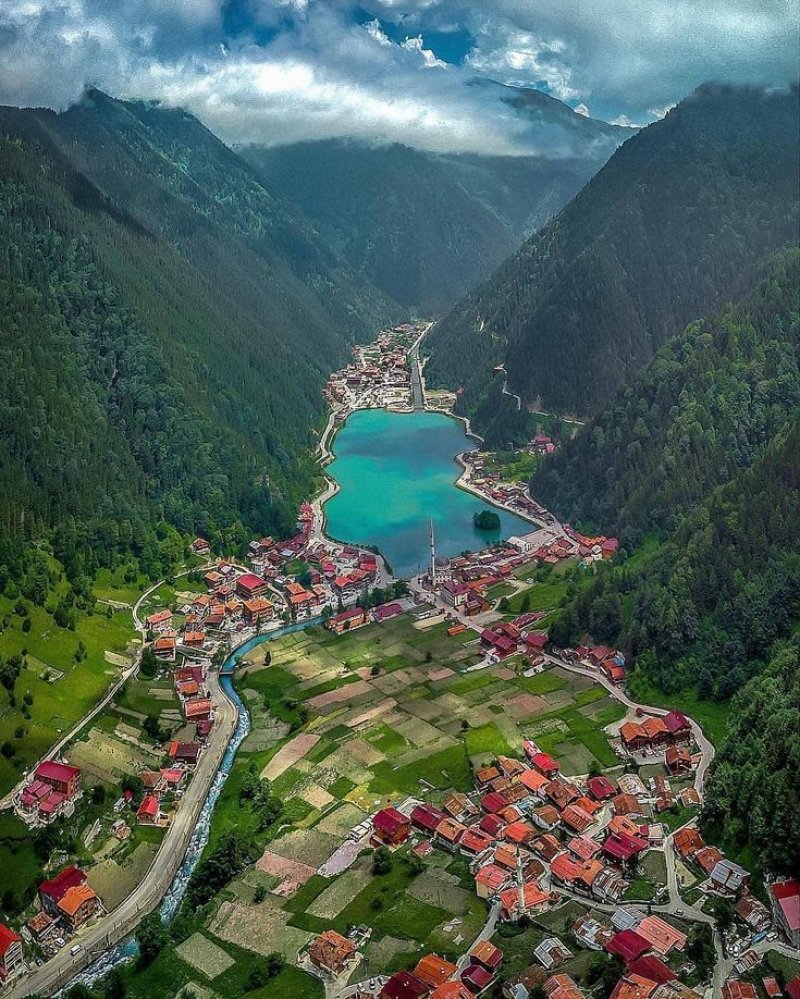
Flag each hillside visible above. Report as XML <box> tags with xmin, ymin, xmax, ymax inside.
<box><xmin>242</xmin><ymin>86</ymin><xmax>626</xmax><ymax>314</ymax></box>
<box><xmin>0</xmin><ymin>90</ymin><xmax>397</xmax><ymax>582</ymax></box>
<box><xmin>424</xmin><ymin>83</ymin><xmax>800</xmax><ymax>438</ymax></box>
<box><xmin>530</xmin><ymin>251</ymin><xmax>800</xmax><ymax>547</ymax></box>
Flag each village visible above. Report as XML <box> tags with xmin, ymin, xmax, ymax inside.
<box><xmin>0</xmin><ymin>323</ymin><xmax>796</xmax><ymax>999</ymax></box>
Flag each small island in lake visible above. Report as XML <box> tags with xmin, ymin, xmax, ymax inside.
<box><xmin>473</xmin><ymin>509</ymin><xmax>501</xmax><ymax>531</ymax></box>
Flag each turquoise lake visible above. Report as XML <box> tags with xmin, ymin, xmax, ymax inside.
<box><xmin>324</xmin><ymin>409</ymin><xmax>533</xmax><ymax>578</ymax></box>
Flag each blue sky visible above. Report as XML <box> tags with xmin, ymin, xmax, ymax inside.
<box><xmin>0</xmin><ymin>1</ymin><xmax>795</xmax><ymax>153</ymax></box>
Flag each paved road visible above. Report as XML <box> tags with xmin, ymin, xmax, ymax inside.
<box><xmin>408</xmin><ymin>327</ymin><xmax>431</xmax><ymax>411</ymax></box>
<box><xmin>0</xmin><ymin>565</ymin><xmax>213</xmax><ymax>812</ymax></box>
<box><xmin>8</xmin><ymin>669</ymin><xmax>238</xmax><ymax>998</ymax></box>
<box><xmin>541</xmin><ymin>654</ymin><xmax>716</xmax><ymax>793</ymax></box>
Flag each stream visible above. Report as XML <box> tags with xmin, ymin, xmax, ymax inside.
<box><xmin>67</xmin><ymin>619</ymin><xmax>319</xmax><ymax>991</ymax></box>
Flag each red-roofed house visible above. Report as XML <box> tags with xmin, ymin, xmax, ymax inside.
<box><xmin>475</xmin><ymin>864</ymin><xmax>508</xmax><ymax>899</ymax></box>
<box><xmin>627</xmin><ymin>956</ymin><xmax>676</xmax><ymax>984</ymax></box>
<box><xmin>586</xmin><ymin>775</ymin><xmax>617</xmax><ymax>801</ymax></box>
<box><xmin>770</xmin><ymin>880</ymin><xmax>800</xmax><ymax>947</ymax></box>
<box><xmin>411</xmin><ymin>804</ymin><xmax>445</xmax><ymax>835</ymax></box>
<box><xmin>33</xmin><ymin>761</ymin><xmax>80</xmax><ymax>798</ymax></box>
<box><xmin>531</xmin><ymin>752</ymin><xmax>560</xmax><ymax>778</ymax></box>
<box><xmin>380</xmin><ymin>970</ymin><xmax>429</xmax><ymax>999</ymax></box>
<box><xmin>39</xmin><ymin>867</ymin><xmax>87</xmax><ymax>917</ymax></box>
<box><xmin>373</xmin><ymin>808</ymin><xmax>411</xmax><ymax>847</ymax></box>
<box><xmin>461</xmin><ymin>963</ymin><xmax>494</xmax><ymax>993</ymax></box>
<box><xmin>606</xmin><ymin>930</ymin><xmax>651</xmax><ymax>963</ymax></box>
<box><xmin>0</xmin><ymin>925</ymin><xmax>23</xmax><ymax>984</ymax></box>
<box><xmin>235</xmin><ymin>573</ymin><xmax>270</xmax><ymax>599</ymax></box>
<box><xmin>136</xmin><ymin>795</ymin><xmax>161</xmax><ymax>825</ymax></box>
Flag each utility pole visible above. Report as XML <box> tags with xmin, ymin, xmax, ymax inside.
<box><xmin>429</xmin><ymin>519</ymin><xmax>436</xmax><ymax>589</ymax></box>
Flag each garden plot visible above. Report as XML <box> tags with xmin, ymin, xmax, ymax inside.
<box><xmin>175</xmin><ymin>933</ymin><xmax>234</xmax><ymax>980</ymax></box>
<box><xmin>306</xmin><ymin>680</ymin><xmax>373</xmax><ymax>712</ymax></box>
<box><xmin>400</xmin><ymin>698</ymin><xmax>442</xmax><ymax>723</ymax></box>
<box><xmin>86</xmin><ymin>842</ymin><xmax>158</xmax><ymax>911</ymax></box>
<box><xmin>307</xmin><ymin>860</ymin><xmax>372</xmax><ymax>919</ymax></box>
<box><xmin>300</xmin><ymin>783</ymin><xmax>337</xmax><ymax>809</ymax></box>
<box><xmin>358</xmin><ymin>936</ymin><xmax>414</xmax><ymax>978</ymax></box>
<box><xmin>262</xmin><ymin>733</ymin><xmax>321</xmax><ymax>781</ymax></box>
<box><xmin>345</xmin><ymin>698</ymin><xmax>398</xmax><ymax>729</ymax></box>
<box><xmin>257</xmin><ymin>850</ymin><xmax>317</xmax><ymax>889</ymax></box>
<box><xmin>68</xmin><ymin>728</ymin><xmax>160</xmax><ymax>782</ymax></box>
<box><xmin>507</xmin><ymin>692</ymin><xmax>547</xmax><ymax>719</ymax></box>
<box><xmin>315</xmin><ymin>802</ymin><xmax>366</xmax><ymax>838</ymax></box>
<box><xmin>269</xmin><ymin>828</ymin><xmax>341</xmax><ymax>869</ymax></box>
<box><xmin>342</xmin><ymin>738</ymin><xmax>385</xmax><ymax>767</ymax></box>
<box><xmin>407</xmin><ymin>876</ymin><xmax>472</xmax><ymax>915</ymax></box>
<box><xmin>212</xmin><ymin>902</ymin><xmax>313</xmax><ymax>962</ymax></box>
<box><xmin>392</xmin><ymin>714</ymin><xmax>448</xmax><ymax>747</ymax></box>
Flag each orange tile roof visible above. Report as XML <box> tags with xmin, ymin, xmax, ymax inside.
<box><xmin>57</xmin><ymin>884</ymin><xmax>97</xmax><ymax>917</ymax></box>
<box><xmin>414</xmin><ymin>954</ymin><xmax>458</xmax><ymax>988</ymax></box>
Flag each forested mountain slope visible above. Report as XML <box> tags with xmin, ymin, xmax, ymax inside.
<box><xmin>243</xmin><ymin>87</ymin><xmax>627</xmax><ymax>313</ymax></box>
<box><xmin>424</xmin><ymin>83</ymin><xmax>800</xmax><ymax>438</ymax></box>
<box><xmin>530</xmin><ymin>251</ymin><xmax>800</xmax><ymax>547</ymax></box>
<box><xmin>0</xmin><ymin>90</ymin><xmax>396</xmax><ymax>581</ymax></box>
<box><xmin>703</xmin><ymin>639</ymin><xmax>800</xmax><ymax>876</ymax></box>
<box><xmin>558</xmin><ymin>418</ymin><xmax>800</xmax><ymax>703</ymax></box>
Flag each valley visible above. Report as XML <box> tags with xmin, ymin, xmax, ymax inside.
<box><xmin>1</xmin><ymin>317</ymin><xmax>796</xmax><ymax>999</ymax></box>
<box><xmin>0</xmin><ymin>20</ymin><xmax>797</xmax><ymax>997</ymax></box>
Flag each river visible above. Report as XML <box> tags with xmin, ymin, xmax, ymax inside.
<box><xmin>323</xmin><ymin>409</ymin><xmax>533</xmax><ymax>577</ymax></box>
<box><xmin>68</xmin><ymin>622</ymin><xmax>316</xmax><ymax>992</ymax></box>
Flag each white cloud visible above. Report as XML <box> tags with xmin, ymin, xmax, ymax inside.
<box><xmin>0</xmin><ymin>0</ymin><xmax>795</xmax><ymax>154</ymax></box>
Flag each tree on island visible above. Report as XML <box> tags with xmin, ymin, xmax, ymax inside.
<box><xmin>473</xmin><ymin>509</ymin><xmax>501</xmax><ymax>531</ymax></box>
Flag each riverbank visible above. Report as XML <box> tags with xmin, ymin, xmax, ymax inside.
<box><xmin>7</xmin><ymin>669</ymin><xmax>239</xmax><ymax>998</ymax></box>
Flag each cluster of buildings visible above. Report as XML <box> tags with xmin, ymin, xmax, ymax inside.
<box><xmin>326</xmin><ymin>722</ymin><xmax>797</xmax><ymax>999</ymax></box>
<box><xmin>147</xmin><ymin>513</ymin><xmax>385</xmax><ymax>666</ymax></box>
<box><xmin>0</xmin><ymin>864</ymin><xmax>104</xmax><ymax>974</ymax></box>
<box><xmin>324</xmin><ymin>323</ymin><xmax>425</xmax><ymax>412</ymax></box>
<box><xmin>15</xmin><ymin>760</ymin><xmax>81</xmax><ymax>828</ymax></box>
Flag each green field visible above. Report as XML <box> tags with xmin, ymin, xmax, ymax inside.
<box><xmin>111</xmin><ymin>610</ymin><xmax>631</xmax><ymax>997</ymax></box>
<box><xmin>0</xmin><ymin>589</ymin><xmax>136</xmax><ymax>792</ymax></box>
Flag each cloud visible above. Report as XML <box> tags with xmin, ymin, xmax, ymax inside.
<box><xmin>0</xmin><ymin>0</ymin><xmax>795</xmax><ymax>154</ymax></box>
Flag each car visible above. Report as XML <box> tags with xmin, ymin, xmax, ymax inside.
<box><xmin>675</xmin><ymin>907</ymin><xmax>684</xmax><ymax>915</ymax></box>
<box><xmin>69</xmin><ymin>944</ymin><xmax>83</xmax><ymax>956</ymax></box>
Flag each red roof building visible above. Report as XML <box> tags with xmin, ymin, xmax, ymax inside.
<box><xmin>606</xmin><ymin>929</ymin><xmax>651</xmax><ymax>963</ymax></box>
<box><xmin>235</xmin><ymin>573</ymin><xmax>270</xmax><ymax>598</ymax></box>
<box><xmin>0</xmin><ymin>924</ymin><xmax>23</xmax><ymax>983</ymax></box>
<box><xmin>628</xmin><ymin>956</ymin><xmax>676</xmax><ymax>984</ymax></box>
<box><xmin>380</xmin><ymin>971</ymin><xmax>429</xmax><ymax>999</ymax></box>
<box><xmin>39</xmin><ymin>866</ymin><xmax>87</xmax><ymax>917</ymax></box>
<box><xmin>770</xmin><ymin>880</ymin><xmax>800</xmax><ymax>948</ymax></box>
<box><xmin>411</xmin><ymin>804</ymin><xmax>445</xmax><ymax>834</ymax></box>
<box><xmin>137</xmin><ymin>794</ymin><xmax>160</xmax><ymax>825</ymax></box>
<box><xmin>33</xmin><ymin>761</ymin><xmax>80</xmax><ymax>798</ymax></box>
<box><xmin>531</xmin><ymin>752</ymin><xmax>560</xmax><ymax>778</ymax></box>
<box><xmin>603</xmin><ymin>831</ymin><xmax>649</xmax><ymax>865</ymax></box>
<box><xmin>373</xmin><ymin>808</ymin><xmax>411</xmax><ymax>846</ymax></box>
<box><xmin>586</xmin><ymin>775</ymin><xmax>617</xmax><ymax>801</ymax></box>
<box><xmin>461</xmin><ymin>963</ymin><xmax>493</xmax><ymax>993</ymax></box>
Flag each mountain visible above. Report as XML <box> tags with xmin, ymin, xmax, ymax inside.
<box><xmin>543</xmin><ymin>256</ymin><xmax>800</xmax><ymax>700</ymax></box>
<box><xmin>530</xmin><ymin>251</ymin><xmax>800</xmax><ymax>547</ymax></box>
<box><xmin>0</xmin><ymin>89</ymin><xmax>397</xmax><ymax>580</ymax></box>
<box><xmin>424</xmin><ymin>83</ymin><xmax>800</xmax><ymax>439</ymax></box>
<box><xmin>241</xmin><ymin>85</ymin><xmax>627</xmax><ymax>314</ymax></box>
<box><xmin>703</xmin><ymin>638</ymin><xmax>800</xmax><ymax>877</ymax></box>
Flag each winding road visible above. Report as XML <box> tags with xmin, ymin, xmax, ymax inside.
<box><xmin>7</xmin><ymin>669</ymin><xmax>238</xmax><ymax>998</ymax></box>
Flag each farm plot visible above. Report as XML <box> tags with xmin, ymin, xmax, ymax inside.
<box><xmin>68</xmin><ymin>728</ymin><xmax>161</xmax><ymax>783</ymax></box>
<box><xmin>262</xmin><ymin>733</ymin><xmax>320</xmax><ymax>781</ymax></box>
<box><xmin>175</xmin><ymin>933</ymin><xmax>235</xmax><ymax>979</ymax></box>
<box><xmin>307</xmin><ymin>860</ymin><xmax>372</xmax><ymax>919</ymax></box>
<box><xmin>86</xmin><ymin>841</ymin><xmax>158</xmax><ymax>910</ymax></box>
<box><xmin>211</xmin><ymin>900</ymin><xmax>313</xmax><ymax>961</ymax></box>
<box><xmin>268</xmin><ymin>828</ymin><xmax>341</xmax><ymax>870</ymax></box>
